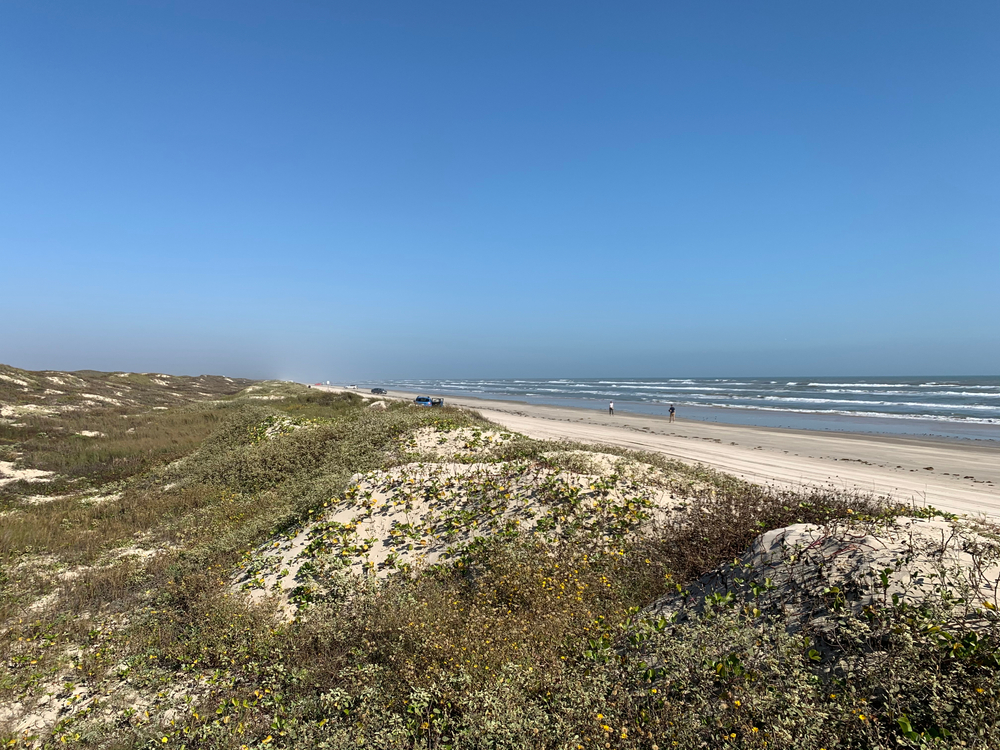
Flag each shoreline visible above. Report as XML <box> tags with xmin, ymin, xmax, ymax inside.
<box><xmin>377</xmin><ymin>386</ymin><xmax>1000</xmax><ymax>443</ymax></box>
<box><xmin>317</xmin><ymin>385</ymin><xmax>1000</xmax><ymax>518</ymax></box>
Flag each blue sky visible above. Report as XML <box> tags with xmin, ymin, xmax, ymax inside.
<box><xmin>2</xmin><ymin>1</ymin><xmax>998</xmax><ymax>380</ymax></box>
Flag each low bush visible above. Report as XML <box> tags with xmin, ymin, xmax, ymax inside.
<box><xmin>2</xmin><ymin>383</ymin><xmax>997</xmax><ymax>749</ymax></box>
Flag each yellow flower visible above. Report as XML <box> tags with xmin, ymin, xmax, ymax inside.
<box><xmin>859</xmin><ymin>714</ymin><xmax>866</xmax><ymax>721</ymax></box>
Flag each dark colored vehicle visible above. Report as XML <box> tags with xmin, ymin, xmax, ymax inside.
<box><xmin>371</xmin><ymin>387</ymin><xmax>387</xmax><ymax>395</ymax></box>
<box><xmin>431</xmin><ymin>398</ymin><xmax>444</xmax><ymax>407</ymax></box>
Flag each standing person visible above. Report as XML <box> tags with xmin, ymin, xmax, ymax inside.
<box><xmin>669</xmin><ymin>404</ymin><xmax>675</xmax><ymax>422</ymax></box>
<box><xmin>609</xmin><ymin>400</ymin><xmax>614</xmax><ymax>416</ymax></box>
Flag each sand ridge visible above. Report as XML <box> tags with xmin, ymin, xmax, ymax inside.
<box><xmin>234</xmin><ymin>438</ymin><xmax>686</xmax><ymax>617</ymax></box>
<box><xmin>646</xmin><ymin>513</ymin><xmax>1000</xmax><ymax>639</ymax></box>
<box><xmin>316</xmin><ymin>387</ymin><xmax>1000</xmax><ymax>518</ymax></box>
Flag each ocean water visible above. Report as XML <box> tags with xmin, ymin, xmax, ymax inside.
<box><xmin>381</xmin><ymin>377</ymin><xmax>1000</xmax><ymax>441</ymax></box>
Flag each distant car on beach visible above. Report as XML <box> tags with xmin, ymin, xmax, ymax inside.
<box><xmin>414</xmin><ymin>396</ymin><xmax>444</xmax><ymax>407</ymax></box>
<box><xmin>371</xmin><ymin>387</ymin><xmax>387</xmax><ymax>395</ymax></box>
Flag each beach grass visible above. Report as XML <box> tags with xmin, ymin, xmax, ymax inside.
<box><xmin>1</xmin><ymin>368</ymin><xmax>997</xmax><ymax>749</ymax></box>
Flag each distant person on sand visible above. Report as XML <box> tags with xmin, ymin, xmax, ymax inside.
<box><xmin>609</xmin><ymin>401</ymin><xmax>614</xmax><ymax>416</ymax></box>
<box><xmin>669</xmin><ymin>404</ymin><xmax>675</xmax><ymax>422</ymax></box>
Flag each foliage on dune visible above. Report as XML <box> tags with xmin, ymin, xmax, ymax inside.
<box><xmin>1</xmin><ymin>371</ymin><xmax>998</xmax><ymax>749</ymax></box>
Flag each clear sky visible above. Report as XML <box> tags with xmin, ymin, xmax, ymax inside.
<box><xmin>2</xmin><ymin>1</ymin><xmax>998</xmax><ymax>380</ymax></box>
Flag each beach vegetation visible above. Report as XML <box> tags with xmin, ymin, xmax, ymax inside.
<box><xmin>0</xmin><ymin>367</ymin><xmax>997</xmax><ymax>749</ymax></box>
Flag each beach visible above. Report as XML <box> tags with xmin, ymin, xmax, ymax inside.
<box><xmin>320</xmin><ymin>386</ymin><xmax>1000</xmax><ymax>518</ymax></box>
<box><xmin>377</xmin><ymin>376</ymin><xmax>1000</xmax><ymax>441</ymax></box>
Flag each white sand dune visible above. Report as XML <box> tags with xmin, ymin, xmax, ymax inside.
<box><xmin>0</xmin><ymin>460</ymin><xmax>54</xmax><ymax>487</ymax></box>
<box><xmin>315</xmin><ymin>386</ymin><xmax>1000</xmax><ymax>518</ymax></box>
<box><xmin>234</xmin><ymin>427</ymin><xmax>686</xmax><ymax>616</ymax></box>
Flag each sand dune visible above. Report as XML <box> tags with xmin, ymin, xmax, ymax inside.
<box><xmin>318</xmin><ymin>386</ymin><xmax>1000</xmax><ymax>518</ymax></box>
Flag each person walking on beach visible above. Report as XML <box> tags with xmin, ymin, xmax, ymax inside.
<box><xmin>669</xmin><ymin>404</ymin><xmax>675</xmax><ymax>422</ymax></box>
<box><xmin>609</xmin><ymin>401</ymin><xmax>614</xmax><ymax>416</ymax></box>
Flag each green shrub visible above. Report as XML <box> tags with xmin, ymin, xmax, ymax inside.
<box><xmin>3</xmin><ymin>386</ymin><xmax>998</xmax><ymax>750</ymax></box>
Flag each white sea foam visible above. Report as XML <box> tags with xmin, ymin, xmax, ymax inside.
<box><xmin>703</xmin><ymin>403</ymin><xmax>998</xmax><ymax>424</ymax></box>
<box><xmin>820</xmin><ymin>389</ymin><xmax>1000</xmax><ymax>398</ymax></box>
<box><xmin>805</xmin><ymin>381</ymin><xmax>1000</xmax><ymax>390</ymax></box>
<box><xmin>924</xmin><ymin>391</ymin><xmax>1000</xmax><ymax>398</ymax></box>
<box><xmin>760</xmin><ymin>396</ymin><xmax>998</xmax><ymax>411</ymax></box>
<box><xmin>918</xmin><ymin>384</ymin><xmax>1000</xmax><ymax>390</ymax></box>
<box><xmin>599</xmin><ymin>384</ymin><xmax>742</xmax><ymax>392</ymax></box>
<box><xmin>806</xmin><ymin>382</ymin><xmax>913</xmax><ymax>388</ymax></box>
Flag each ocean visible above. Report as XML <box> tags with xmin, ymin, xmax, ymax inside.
<box><xmin>380</xmin><ymin>377</ymin><xmax>1000</xmax><ymax>441</ymax></box>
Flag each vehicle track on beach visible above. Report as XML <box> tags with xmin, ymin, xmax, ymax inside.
<box><xmin>475</xmin><ymin>407</ymin><xmax>1000</xmax><ymax>518</ymax></box>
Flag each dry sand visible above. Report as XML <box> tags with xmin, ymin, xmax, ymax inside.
<box><xmin>0</xmin><ymin>460</ymin><xmax>54</xmax><ymax>487</ymax></box>
<box><xmin>316</xmin><ymin>386</ymin><xmax>1000</xmax><ymax>518</ymax></box>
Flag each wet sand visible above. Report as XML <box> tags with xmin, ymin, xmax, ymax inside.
<box><xmin>319</xmin><ymin>386</ymin><xmax>1000</xmax><ymax>518</ymax></box>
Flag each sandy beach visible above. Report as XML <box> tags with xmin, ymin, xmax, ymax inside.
<box><xmin>319</xmin><ymin>386</ymin><xmax>1000</xmax><ymax>518</ymax></box>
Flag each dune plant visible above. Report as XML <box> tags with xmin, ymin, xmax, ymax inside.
<box><xmin>1</xmin><ymin>379</ymin><xmax>997</xmax><ymax>749</ymax></box>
